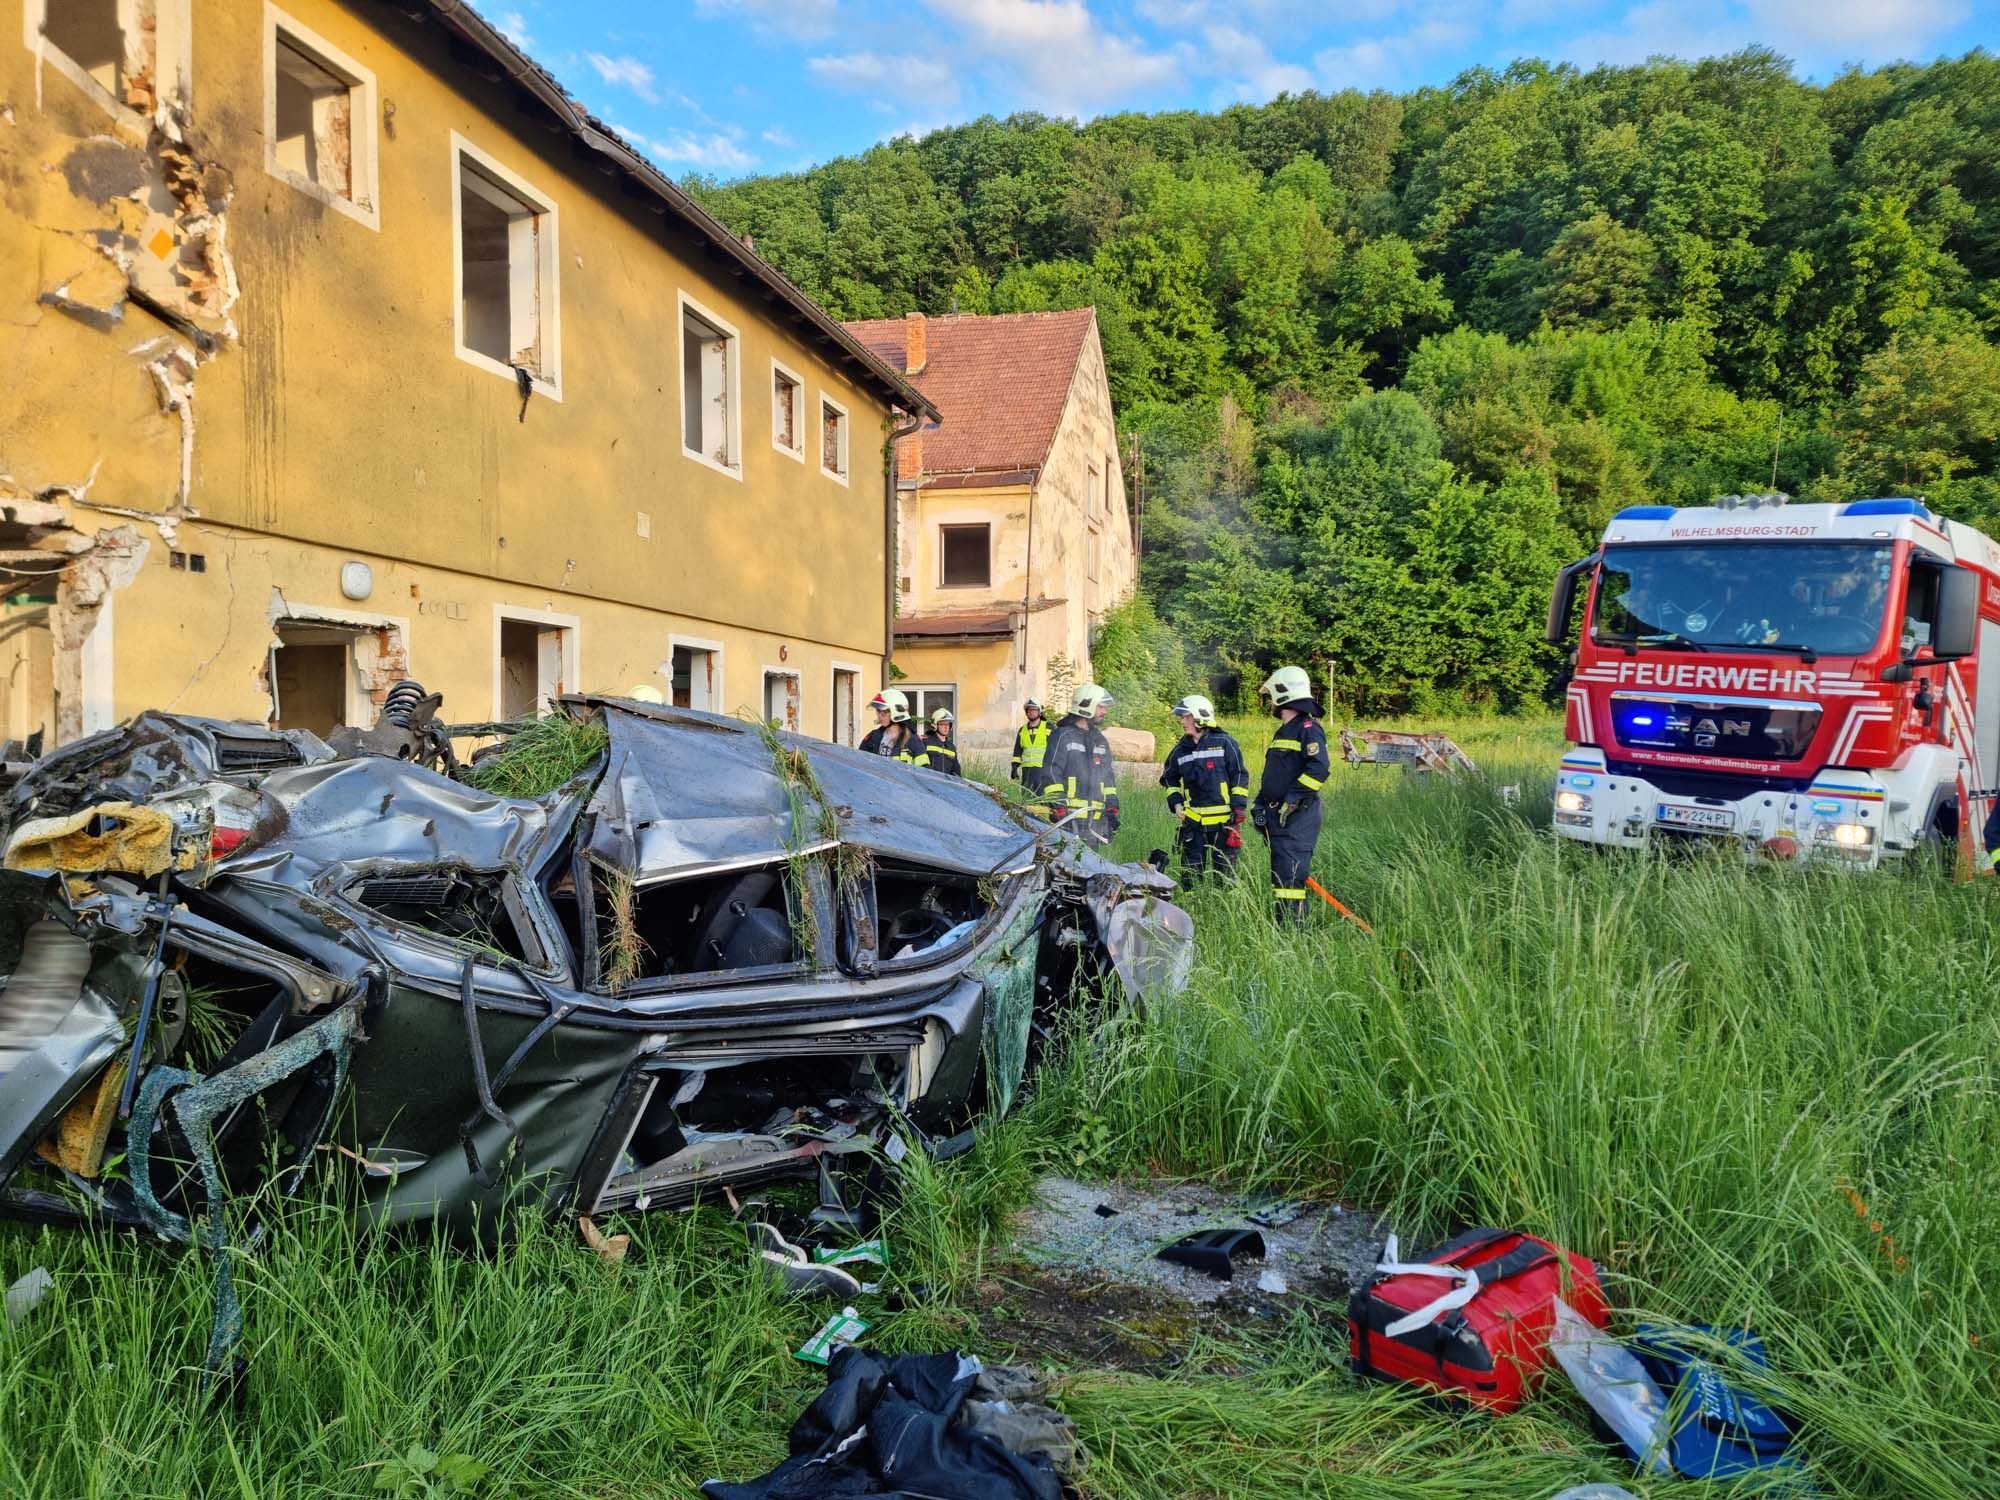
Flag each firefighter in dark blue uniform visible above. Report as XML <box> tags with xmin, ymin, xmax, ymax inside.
<box><xmin>916</xmin><ymin>708</ymin><xmax>964</xmax><ymax>776</ymax></box>
<box><xmin>1160</xmin><ymin>693</ymin><xmax>1248</xmax><ymax>887</ymax></box>
<box><xmin>1252</xmin><ymin>666</ymin><xmax>1331</xmax><ymax>924</ymax></box>
<box><xmin>1038</xmin><ymin>684</ymin><xmax>1120</xmax><ymax>846</ymax></box>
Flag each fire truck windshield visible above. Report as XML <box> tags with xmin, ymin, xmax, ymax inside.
<box><xmin>1593</xmin><ymin>542</ymin><xmax>1894</xmax><ymax>658</ymax></box>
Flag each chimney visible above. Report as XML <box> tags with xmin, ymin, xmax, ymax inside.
<box><xmin>904</xmin><ymin>311</ymin><xmax>927</xmax><ymax>376</ymax></box>
<box><xmin>901</xmin><ymin>425</ymin><xmax>923</xmax><ymax>483</ymax></box>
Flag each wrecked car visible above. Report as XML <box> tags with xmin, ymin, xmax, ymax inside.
<box><xmin>0</xmin><ymin>694</ymin><xmax>1190</xmax><ymax>1368</ymax></box>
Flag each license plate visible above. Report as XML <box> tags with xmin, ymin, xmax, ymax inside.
<box><xmin>1657</xmin><ymin>803</ymin><xmax>1733</xmax><ymax>831</ymax></box>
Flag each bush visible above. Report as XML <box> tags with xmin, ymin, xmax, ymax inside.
<box><xmin>1091</xmin><ymin>594</ymin><xmax>1196</xmax><ymax>734</ymax></box>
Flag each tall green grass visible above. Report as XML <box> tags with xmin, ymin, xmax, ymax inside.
<box><xmin>1044</xmin><ymin>713</ymin><xmax>2000</xmax><ymax>1495</ymax></box>
<box><xmin>2</xmin><ymin>714</ymin><xmax>1994</xmax><ymax>1495</ymax></box>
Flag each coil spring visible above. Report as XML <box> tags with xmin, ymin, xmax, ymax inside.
<box><xmin>379</xmin><ymin>678</ymin><xmax>427</xmax><ymax>727</ymax></box>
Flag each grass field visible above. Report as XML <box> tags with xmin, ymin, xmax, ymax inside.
<box><xmin>4</xmin><ymin>715</ymin><xmax>1997</xmax><ymax>1497</ymax></box>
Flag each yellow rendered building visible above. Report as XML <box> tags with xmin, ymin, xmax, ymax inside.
<box><xmin>1</xmin><ymin>0</ymin><xmax>934</xmax><ymax>749</ymax></box>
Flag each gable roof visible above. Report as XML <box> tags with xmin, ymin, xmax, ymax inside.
<box><xmin>376</xmin><ymin>1</ymin><xmax>938</xmax><ymax>423</ymax></box>
<box><xmin>842</xmin><ymin>309</ymin><xmax>1098</xmax><ymax>479</ymax></box>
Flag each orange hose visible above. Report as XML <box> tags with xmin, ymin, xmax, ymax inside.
<box><xmin>1305</xmin><ymin>877</ymin><xmax>1374</xmax><ymax>934</ymax></box>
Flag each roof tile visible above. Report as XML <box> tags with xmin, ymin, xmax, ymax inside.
<box><xmin>842</xmin><ymin>309</ymin><xmax>1097</xmax><ymax>479</ymax></box>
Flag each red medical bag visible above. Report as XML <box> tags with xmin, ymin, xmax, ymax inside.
<box><xmin>1348</xmin><ymin>1227</ymin><xmax>1610</xmax><ymax>1412</ymax></box>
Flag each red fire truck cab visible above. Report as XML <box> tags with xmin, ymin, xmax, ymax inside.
<box><xmin>1546</xmin><ymin>495</ymin><xmax>2000</xmax><ymax>867</ymax></box>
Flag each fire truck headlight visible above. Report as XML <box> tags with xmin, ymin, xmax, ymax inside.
<box><xmin>1555</xmin><ymin>790</ymin><xmax>1591</xmax><ymax>815</ymax></box>
<box><xmin>1831</xmin><ymin>822</ymin><xmax>1874</xmax><ymax>848</ymax></box>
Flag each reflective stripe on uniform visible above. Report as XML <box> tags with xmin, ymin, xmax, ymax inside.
<box><xmin>1270</xmin><ymin>738</ymin><xmax>1302</xmax><ymax>751</ymax></box>
<box><xmin>1296</xmin><ymin>772</ymin><xmax>1323</xmax><ymax>791</ymax></box>
<box><xmin>1274</xmin><ymin>888</ymin><xmax>1306</xmax><ymax>900</ymax></box>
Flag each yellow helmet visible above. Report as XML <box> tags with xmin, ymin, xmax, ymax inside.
<box><xmin>1259</xmin><ymin>666</ymin><xmax>1312</xmax><ymax>709</ymax></box>
<box><xmin>1170</xmin><ymin>693</ymin><xmax>1218</xmax><ymax>727</ymax></box>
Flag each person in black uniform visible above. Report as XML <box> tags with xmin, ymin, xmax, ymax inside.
<box><xmin>859</xmin><ymin>689</ymin><xmax>919</xmax><ymax>763</ymax></box>
<box><xmin>1252</xmin><ymin>666</ymin><xmax>1330</xmax><ymax>924</ymax></box>
<box><xmin>1159</xmin><ymin>693</ymin><xmax>1248</xmax><ymax>887</ymax></box>
<box><xmin>916</xmin><ymin>708</ymin><xmax>963</xmax><ymax>776</ymax></box>
<box><xmin>1038</xmin><ymin>684</ymin><xmax>1120</xmax><ymax>846</ymax></box>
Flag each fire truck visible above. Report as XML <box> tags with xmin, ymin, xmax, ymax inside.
<box><xmin>1545</xmin><ymin>495</ymin><xmax>2000</xmax><ymax>868</ymax></box>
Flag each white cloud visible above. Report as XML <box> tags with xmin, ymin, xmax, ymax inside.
<box><xmin>919</xmin><ymin>0</ymin><xmax>1183</xmax><ymax>116</ymax></box>
<box><xmin>762</xmin><ymin>125</ymin><xmax>796</xmax><ymax>147</ymax></box>
<box><xmin>609</xmin><ymin>120</ymin><xmax>759</xmax><ymax>172</ymax></box>
<box><xmin>587</xmin><ymin>53</ymin><xmax>659</xmax><ymax>104</ymax></box>
<box><xmin>693</xmin><ymin>0</ymin><xmax>840</xmax><ymax>43</ymax></box>
<box><xmin>808</xmin><ymin>50</ymin><xmax>960</xmax><ymax>97</ymax></box>
<box><xmin>1201</xmin><ymin>23</ymin><xmax>1313</xmax><ymax>102</ymax></box>
<box><xmin>1314</xmin><ymin>7</ymin><xmax>1478</xmax><ymax>90</ymax></box>
<box><xmin>492</xmin><ymin>9</ymin><xmax>534</xmax><ymax>51</ymax></box>
<box><xmin>1562</xmin><ymin>0</ymin><xmax>1967</xmax><ymax>74</ymax></box>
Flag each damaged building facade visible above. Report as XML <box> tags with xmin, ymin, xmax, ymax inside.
<box><xmin>1</xmin><ymin>0</ymin><xmax>934</xmax><ymax>750</ymax></box>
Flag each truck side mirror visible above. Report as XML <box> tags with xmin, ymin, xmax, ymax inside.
<box><xmin>1546</xmin><ymin>555</ymin><xmax>1597</xmax><ymax>646</ymax></box>
<box><xmin>1933</xmin><ymin>565</ymin><xmax>1980</xmax><ymax>660</ymax></box>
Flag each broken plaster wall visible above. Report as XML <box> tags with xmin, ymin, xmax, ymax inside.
<box><xmin>1</xmin><ymin>24</ymin><xmax>237</xmax><ymax>742</ymax></box>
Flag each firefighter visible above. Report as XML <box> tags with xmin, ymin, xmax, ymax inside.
<box><xmin>1160</xmin><ymin>693</ymin><xmax>1248</xmax><ymax>887</ymax></box>
<box><xmin>1011</xmin><ymin>698</ymin><xmax>1050</xmax><ymax>783</ymax></box>
<box><xmin>858</xmin><ymin>689</ymin><xmax>919</xmax><ymax>763</ymax></box>
<box><xmin>1252</xmin><ymin>666</ymin><xmax>1330</xmax><ymax>924</ymax></box>
<box><xmin>1039</xmin><ymin>684</ymin><xmax>1120</xmax><ymax>846</ymax></box>
<box><xmin>917</xmin><ymin>708</ymin><xmax>964</xmax><ymax>777</ymax></box>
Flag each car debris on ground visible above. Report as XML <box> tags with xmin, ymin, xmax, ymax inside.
<box><xmin>1338</xmin><ymin>728</ymin><xmax>1480</xmax><ymax>776</ymax></box>
<box><xmin>0</xmin><ymin>689</ymin><xmax>1193</xmax><ymax>1384</ymax></box>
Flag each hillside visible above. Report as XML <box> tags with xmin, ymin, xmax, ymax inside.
<box><xmin>692</xmin><ymin>51</ymin><xmax>2000</xmax><ymax>711</ymax></box>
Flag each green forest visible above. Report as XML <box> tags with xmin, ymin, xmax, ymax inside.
<box><xmin>692</xmin><ymin>51</ymin><xmax>2000</xmax><ymax>713</ymax></box>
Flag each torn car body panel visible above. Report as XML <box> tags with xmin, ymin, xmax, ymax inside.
<box><xmin>1</xmin><ymin>698</ymin><xmax>1189</xmax><ymax>1257</ymax></box>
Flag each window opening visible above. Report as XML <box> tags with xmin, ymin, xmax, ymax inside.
<box><xmin>682</xmin><ymin>305</ymin><xmax>735</xmax><ymax>466</ymax></box>
<box><xmin>821</xmin><ymin>397</ymin><xmax>847</xmax><ymax>480</ymax></box>
<box><xmin>900</xmin><ymin>684</ymin><xmax>956</xmax><ymax>724</ymax></box>
<box><xmin>345</xmin><ymin>868</ymin><xmax>538</xmax><ymax>965</ymax></box>
<box><xmin>269</xmin><ymin>22</ymin><xmax>370</xmax><ymax>215</ymax></box>
<box><xmin>40</xmin><ymin>0</ymin><xmax>129</xmax><ymax>99</ymax></box>
<box><xmin>670</xmin><ymin>643</ymin><xmax>718</xmax><ymax>710</ymax></box>
<box><xmin>832</xmin><ymin>668</ymin><xmax>858</xmax><ymax>746</ymax></box>
<box><xmin>763</xmin><ymin>670</ymin><xmax>801</xmax><ymax>732</ymax></box>
<box><xmin>499</xmin><ymin>618</ymin><xmax>569</xmax><ymax>719</ymax></box>
<box><xmin>773</xmin><ymin>368</ymin><xmax>801</xmax><ymax>454</ymax></box>
<box><xmin>457</xmin><ymin>151</ymin><xmax>551</xmax><ymax>381</ymax></box>
<box><xmin>940</xmin><ymin>524</ymin><xmax>991</xmax><ymax>588</ymax></box>
<box><xmin>589</xmin><ymin>861</ymin><xmax>799</xmax><ymax>986</ymax></box>
<box><xmin>269</xmin><ymin>624</ymin><xmax>353</xmax><ymax>737</ymax></box>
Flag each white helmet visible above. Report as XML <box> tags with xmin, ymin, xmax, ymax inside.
<box><xmin>1171</xmin><ymin>693</ymin><xmax>1218</xmax><ymax>727</ymax></box>
<box><xmin>1259</xmin><ymin>666</ymin><xmax>1312</xmax><ymax>709</ymax></box>
<box><xmin>869</xmin><ymin>688</ymin><xmax>911</xmax><ymax>724</ymax></box>
<box><xmin>627</xmin><ymin>684</ymin><xmax>666</xmax><ymax>705</ymax></box>
<box><xmin>1022</xmin><ymin>698</ymin><xmax>1042</xmax><ymax>712</ymax></box>
<box><xmin>931</xmin><ymin>708</ymin><xmax>954</xmax><ymax>727</ymax></box>
<box><xmin>1072</xmin><ymin>683</ymin><xmax>1114</xmax><ymax>717</ymax></box>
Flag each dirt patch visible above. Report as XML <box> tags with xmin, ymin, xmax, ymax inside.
<box><xmin>968</xmin><ymin>1263</ymin><xmax>1232</xmax><ymax>1374</ymax></box>
<box><xmin>1014</xmin><ymin>1175</ymin><xmax>1389</xmax><ymax>1306</ymax></box>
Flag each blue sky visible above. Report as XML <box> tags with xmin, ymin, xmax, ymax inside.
<box><xmin>478</xmin><ymin>0</ymin><xmax>1997</xmax><ymax>180</ymax></box>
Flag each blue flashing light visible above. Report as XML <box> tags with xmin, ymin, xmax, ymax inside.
<box><xmin>1573</xmin><ymin>775</ymin><xmax>1596</xmax><ymax>789</ymax></box>
<box><xmin>1842</xmin><ymin>497</ymin><xmax>1934</xmax><ymax>519</ymax></box>
<box><xmin>1811</xmin><ymin>799</ymin><xmax>1841</xmax><ymax>815</ymax></box>
<box><xmin>1613</xmin><ymin>505</ymin><xmax>1677</xmax><ymax>521</ymax></box>
<box><xmin>1631</xmin><ymin>714</ymin><xmax>1655</xmax><ymax>727</ymax></box>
